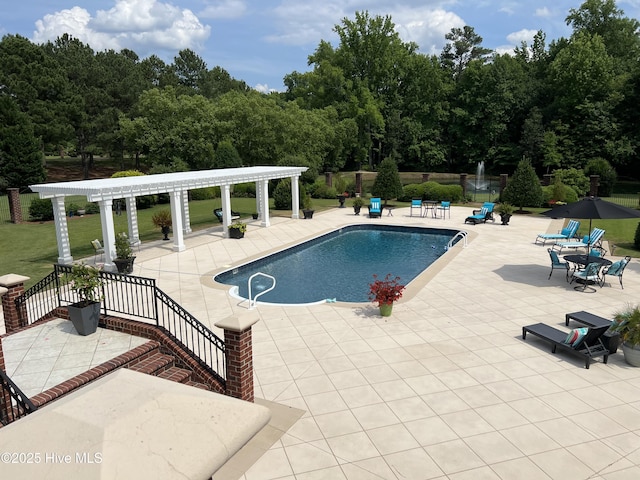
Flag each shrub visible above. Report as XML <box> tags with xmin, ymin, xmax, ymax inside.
<box><xmin>371</xmin><ymin>158</ymin><xmax>403</xmax><ymax>203</ymax></box>
<box><xmin>67</xmin><ymin>202</ymin><xmax>80</xmax><ymax>215</ymax></box>
<box><xmin>635</xmin><ymin>222</ymin><xmax>640</xmax><ymax>249</ymax></box>
<box><xmin>308</xmin><ymin>180</ymin><xmax>338</xmax><ymax>199</ymax></box>
<box><xmin>502</xmin><ymin>159</ymin><xmax>543</xmax><ymax>210</ymax></box>
<box><xmin>233</xmin><ymin>182</ymin><xmax>256</xmax><ymax>198</ymax></box>
<box><xmin>29</xmin><ymin>198</ymin><xmax>53</xmax><ymax>221</ymax></box>
<box><xmin>542</xmin><ymin>184</ymin><xmax>579</xmax><ymax>206</ymax></box>
<box><xmin>190</xmin><ymin>187</ymin><xmax>219</xmax><ymax>200</ymax></box>
<box><xmin>84</xmin><ymin>202</ymin><xmax>100</xmax><ymax>215</ymax></box>
<box><xmin>552</xmin><ymin>168</ymin><xmax>590</xmax><ymax>197</ymax></box>
<box><xmin>136</xmin><ymin>195</ymin><xmax>156</xmax><ymax>209</ymax></box>
<box><xmin>400</xmin><ymin>184</ymin><xmax>425</xmax><ymax>202</ymax></box>
<box><xmin>421</xmin><ymin>182</ymin><xmax>463</xmax><ymax>202</ymax></box>
<box><xmin>273</xmin><ymin>178</ymin><xmax>292</xmax><ymax>210</ymax></box>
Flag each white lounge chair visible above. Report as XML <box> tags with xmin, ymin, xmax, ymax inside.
<box><xmin>535</xmin><ymin>219</ymin><xmax>580</xmax><ymax>246</ymax></box>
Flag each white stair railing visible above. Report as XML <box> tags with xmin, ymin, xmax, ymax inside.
<box><xmin>447</xmin><ymin>231</ymin><xmax>468</xmax><ymax>250</ymax></box>
<box><xmin>248</xmin><ymin>272</ymin><xmax>276</xmax><ymax>309</ymax></box>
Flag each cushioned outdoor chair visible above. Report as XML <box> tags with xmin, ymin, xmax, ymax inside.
<box><xmin>436</xmin><ymin>201</ymin><xmax>451</xmax><ymax>219</ymax></box>
<box><xmin>368</xmin><ymin>198</ymin><xmax>382</xmax><ymax>218</ymax></box>
<box><xmin>548</xmin><ymin>248</ymin><xmax>570</xmax><ymax>280</ymax></box>
<box><xmin>554</xmin><ymin>228</ymin><xmax>605</xmax><ymax>253</ymax></box>
<box><xmin>91</xmin><ymin>239</ymin><xmax>104</xmax><ymax>262</ymax></box>
<box><xmin>410</xmin><ymin>198</ymin><xmax>422</xmax><ymax>217</ymax></box>
<box><xmin>601</xmin><ymin>256</ymin><xmax>631</xmax><ymax>289</ymax></box>
<box><xmin>522</xmin><ymin>323</ymin><xmax>610</xmax><ymax>368</ymax></box>
<box><xmin>535</xmin><ymin>219</ymin><xmax>580</xmax><ymax>246</ymax></box>
<box><xmin>464</xmin><ymin>207</ymin><xmax>491</xmax><ymax>225</ymax></box>
<box><xmin>213</xmin><ymin>208</ymin><xmax>240</xmax><ymax>223</ymax></box>
<box><xmin>570</xmin><ymin>262</ymin><xmax>603</xmax><ymax>291</ymax></box>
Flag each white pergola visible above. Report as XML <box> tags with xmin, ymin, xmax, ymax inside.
<box><xmin>30</xmin><ymin>166</ymin><xmax>307</xmax><ymax>269</ymax></box>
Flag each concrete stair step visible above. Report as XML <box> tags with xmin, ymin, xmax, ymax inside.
<box><xmin>186</xmin><ymin>380</ymin><xmax>210</xmax><ymax>390</ymax></box>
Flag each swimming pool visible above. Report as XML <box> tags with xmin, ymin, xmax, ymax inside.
<box><xmin>214</xmin><ymin>224</ymin><xmax>463</xmax><ymax>305</ymax></box>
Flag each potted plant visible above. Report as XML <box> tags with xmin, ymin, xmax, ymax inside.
<box><xmin>113</xmin><ymin>232</ymin><xmax>135</xmax><ymax>274</ymax></box>
<box><xmin>302</xmin><ymin>195</ymin><xmax>314</xmax><ymax>219</ymax></box>
<box><xmin>152</xmin><ymin>210</ymin><xmax>172</xmax><ymax>240</ymax></box>
<box><xmin>352</xmin><ymin>197</ymin><xmax>365</xmax><ymax>215</ymax></box>
<box><xmin>496</xmin><ymin>202</ymin><xmax>514</xmax><ymax>225</ymax></box>
<box><xmin>368</xmin><ymin>273</ymin><xmax>406</xmax><ymax>317</ymax></box>
<box><xmin>66</xmin><ymin>263</ymin><xmax>105</xmax><ymax>335</ymax></box>
<box><xmin>612</xmin><ymin>304</ymin><xmax>640</xmax><ymax>367</ymax></box>
<box><xmin>228</xmin><ymin>221</ymin><xmax>247</xmax><ymax>239</ymax></box>
<box><xmin>252</xmin><ymin>212</ymin><xmax>259</xmax><ymax>220</ymax></box>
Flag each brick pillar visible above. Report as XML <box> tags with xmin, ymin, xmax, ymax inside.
<box><xmin>590</xmin><ymin>175</ymin><xmax>600</xmax><ymax>197</ymax></box>
<box><xmin>0</xmin><ymin>274</ymin><xmax>30</xmax><ymax>334</ymax></box>
<box><xmin>500</xmin><ymin>174</ymin><xmax>509</xmax><ymax>200</ymax></box>
<box><xmin>543</xmin><ymin>174</ymin><xmax>553</xmax><ymax>186</ymax></box>
<box><xmin>422</xmin><ymin>173</ymin><xmax>430</xmax><ymax>183</ymax></box>
<box><xmin>215</xmin><ymin>311</ymin><xmax>260</xmax><ymax>402</ymax></box>
<box><xmin>325</xmin><ymin>172</ymin><xmax>333</xmax><ymax>188</ymax></box>
<box><xmin>459</xmin><ymin>173</ymin><xmax>468</xmax><ymax>200</ymax></box>
<box><xmin>0</xmin><ymin>305</ymin><xmax>9</xmax><ymax>424</ymax></box>
<box><xmin>355</xmin><ymin>172</ymin><xmax>362</xmax><ymax>196</ymax></box>
<box><xmin>7</xmin><ymin>188</ymin><xmax>22</xmax><ymax>224</ymax></box>
<box><xmin>0</xmin><ymin>287</ymin><xmax>6</xmax><ymax>370</ymax></box>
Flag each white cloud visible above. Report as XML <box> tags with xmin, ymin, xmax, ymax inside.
<box><xmin>199</xmin><ymin>0</ymin><xmax>247</xmax><ymax>19</ymax></box>
<box><xmin>393</xmin><ymin>8</ymin><xmax>465</xmax><ymax>54</ymax></box>
<box><xmin>32</xmin><ymin>0</ymin><xmax>210</xmax><ymax>55</ymax></box>
<box><xmin>253</xmin><ymin>83</ymin><xmax>279</xmax><ymax>93</ymax></box>
<box><xmin>506</xmin><ymin>29</ymin><xmax>538</xmax><ymax>45</ymax></box>
<box><xmin>535</xmin><ymin>7</ymin><xmax>552</xmax><ymax>18</ymax></box>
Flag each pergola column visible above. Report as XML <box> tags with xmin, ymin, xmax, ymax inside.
<box><xmin>181</xmin><ymin>190</ymin><xmax>192</xmax><ymax>234</ymax></box>
<box><xmin>125</xmin><ymin>197</ymin><xmax>140</xmax><ymax>246</ymax></box>
<box><xmin>98</xmin><ymin>199</ymin><xmax>117</xmax><ymax>268</ymax></box>
<box><xmin>51</xmin><ymin>196</ymin><xmax>73</xmax><ymax>265</ymax></box>
<box><xmin>221</xmin><ymin>184</ymin><xmax>232</xmax><ymax>237</ymax></box>
<box><xmin>169</xmin><ymin>191</ymin><xmax>186</xmax><ymax>251</ymax></box>
<box><xmin>260</xmin><ymin>180</ymin><xmax>270</xmax><ymax>227</ymax></box>
<box><xmin>291</xmin><ymin>175</ymin><xmax>300</xmax><ymax>220</ymax></box>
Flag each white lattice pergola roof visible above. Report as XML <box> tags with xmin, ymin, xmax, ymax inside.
<box><xmin>30</xmin><ymin>166</ymin><xmax>307</xmax><ymax>268</ymax></box>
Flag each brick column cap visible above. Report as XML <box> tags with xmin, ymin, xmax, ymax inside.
<box><xmin>0</xmin><ymin>287</ymin><xmax>7</xmax><ymax>296</ymax></box>
<box><xmin>0</xmin><ymin>274</ymin><xmax>30</xmax><ymax>288</ymax></box>
<box><xmin>215</xmin><ymin>311</ymin><xmax>260</xmax><ymax>332</ymax></box>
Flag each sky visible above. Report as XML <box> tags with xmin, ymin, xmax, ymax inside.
<box><xmin>2</xmin><ymin>0</ymin><xmax>640</xmax><ymax>93</ymax></box>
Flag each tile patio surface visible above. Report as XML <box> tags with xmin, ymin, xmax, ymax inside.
<box><xmin>3</xmin><ymin>204</ymin><xmax>640</xmax><ymax>479</ymax></box>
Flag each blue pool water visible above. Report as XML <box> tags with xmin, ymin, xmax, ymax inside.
<box><xmin>214</xmin><ymin>224</ymin><xmax>461</xmax><ymax>304</ymax></box>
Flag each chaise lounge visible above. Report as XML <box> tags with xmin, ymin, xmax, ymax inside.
<box><xmin>553</xmin><ymin>227</ymin><xmax>605</xmax><ymax>253</ymax></box>
<box><xmin>535</xmin><ymin>219</ymin><xmax>580</xmax><ymax>246</ymax></box>
<box><xmin>522</xmin><ymin>322</ymin><xmax>610</xmax><ymax>368</ymax></box>
<box><xmin>213</xmin><ymin>208</ymin><xmax>240</xmax><ymax>223</ymax></box>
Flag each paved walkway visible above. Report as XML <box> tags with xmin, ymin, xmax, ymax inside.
<box><xmin>3</xmin><ymin>204</ymin><xmax>640</xmax><ymax>479</ymax></box>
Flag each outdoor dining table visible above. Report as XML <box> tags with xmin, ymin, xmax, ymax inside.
<box><xmin>563</xmin><ymin>254</ymin><xmax>612</xmax><ymax>269</ymax></box>
<box><xmin>421</xmin><ymin>200</ymin><xmax>438</xmax><ymax>218</ymax></box>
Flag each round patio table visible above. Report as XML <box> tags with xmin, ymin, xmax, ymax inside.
<box><xmin>564</xmin><ymin>254</ymin><xmax>611</xmax><ymax>292</ymax></box>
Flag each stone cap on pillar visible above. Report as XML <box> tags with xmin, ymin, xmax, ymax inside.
<box><xmin>0</xmin><ymin>274</ymin><xmax>30</xmax><ymax>288</ymax></box>
<box><xmin>0</xmin><ymin>287</ymin><xmax>7</xmax><ymax>296</ymax></box>
<box><xmin>215</xmin><ymin>310</ymin><xmax>261</xmax><ymax>333</ymax></box>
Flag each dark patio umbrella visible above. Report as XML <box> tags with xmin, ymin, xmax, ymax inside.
<box><xmin>542</xmin><ymin>196</ymin><xmax>640</xmax><ymax>250</ymax></box>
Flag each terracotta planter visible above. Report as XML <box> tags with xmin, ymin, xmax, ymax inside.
<box><xmin>379</xmin><ymin>303</ymin><xmax>393</xmax><ymax>317</ymax></box>
<box><xmin>68</xmin><ymin>301</ymin><xmax>101</xmax><ymax>336</ymax></box>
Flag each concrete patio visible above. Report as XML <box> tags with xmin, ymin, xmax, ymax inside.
<box><xmin>3</xmin><ymin>204</ymin><xmax>640</xmax><ymax>479</ymax></box>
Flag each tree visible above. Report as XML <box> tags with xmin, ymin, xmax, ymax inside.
<box><xmin>0</xmin><ymin>91</ymin><xmax>46</xmax><ymax>189</ymax></box>
<box><xmin>440</xmin><ymin>26</ymin><xmax>492</xmax><ymax>79</ymax></box>
<box><xmin>214</xmin><ymin>140</ymin><xmax>242</xmax><ymax>168</ymax></box>
<box><xmin>371</xmin><ymin>158</ymin><xmax>403</xmax><ymax>205</ymax></box>
<box><xmin>502</xmin><ymin>159</ymin><xmax>543</xmax><ymax>211</ymax></box>
<box><xmin>584</xmin><ymin>157</ymin><xmax>617</xmax><ymax>196</ymax></box>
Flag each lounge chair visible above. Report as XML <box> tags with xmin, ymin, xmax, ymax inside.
<box><xmin>547</xmin><ymin>248</ymin><xmax>570</xmax><ymax>280</ymax></box>
<box><xmin>213</xmin><ymin>208</ymin><xmax>240</xmax><ymax>223</ymax></box>
<box><xmin>553</xmin><ymin>228</ymin><xmax>605</xmax><ymax>253</ymax></box>
<box><xmin>522</xmin><ymin>323</ymin><xmax>610</xmax><ymax>368</ymax></box>
<box><xmin>368</xmin><ymin>198</ymin><xmax>382</xmax><ymax>218</ymax></box>
<box><xmin>91</xmin><ymin>239</ymin><xmax>104</xmax><ymax>261</ymax></box>
<box><xmin>601</xmin><ymin>256</ymin><xmax>631</xmax><ymax>289</ymax></box>
<box><xmin>464</xmin><ymin>207</ymin><xmax>491</xmax><ymax>224</ymax></box>
<box><xmin>410</xmin><ymin>199</ymin><xmax>422</xmax><ymax>217</ymax></box>
<box><xmin>535</xmin><ymin>219</ymin><xmax>580</xmax><ymax>246</ymax></box>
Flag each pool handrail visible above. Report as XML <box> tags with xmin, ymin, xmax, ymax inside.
<box><xmin>447</xmin><ymin>231</ymin><xmax>468</xmax><ymax>250</ymax></box>
<box><xmin>248</xmin><ymin>272</ymin><xmax>276</xmax><ymax>309</ymax></box>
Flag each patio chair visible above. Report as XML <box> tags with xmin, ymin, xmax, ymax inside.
<box><xmin>410</xmin><ymin>199</ymin><xmax>422</xmax><ymax>217</ymax></box>
<box><xmin>554</xmin><ymin>228</ymin><xmax>605</xmax><ymax>253</ymax></box>
<box><xmin>464</xmin><ymin>207</ymin><xmax>491</xmax><ymax>224</ymax></box>
<box><xmin>535</xmin><ymin>219</ymin><xmax>580</xmax><ymax>246</ymax></box>
<box><xmin>91</xmin><ymin>239</ymin><xmax>104</xmax><ymax>262</ymax></box>
<box><xmin>368</xmin><ymin>198</ymin><xmax>382</xmax><ymax>218</ymax></box>
<box><xmin>522</xmin><ymin>323</ymin><xmax>610</xmax><ymax>368</ymax></box>
<box><xmin>213</xmin><ymin>208</ymin><xmax>240</xmax><ymax>223</ymax></box>
<box><xmin>569</xmin><ymin>262</ymin><xmax>603</xmax><ymax>291</ymax></box>
<box><xmin>477</xmin><ymin>202</ymin><xmax>495</xmax><ymax>221</ymax></box>
<box><xmin>548</xmin><ymin>248</ymin><xmax>570</xmax><ymax>280</ymax></box>
<box><xmin>601</xmin><ymin>256</ymin><xmax>631</xmax><ymax>289</ymax></box>
<box><xmin>436</xmin><ymin>201</ymin><xmax>451</xmax><ymax>219</ymax></box>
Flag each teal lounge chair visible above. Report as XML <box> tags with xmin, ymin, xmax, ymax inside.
<box><xmin>535</xmin><ymin>219</ymin><xmax>580</xmax><ymax>246</ymax></box>
<box><xmin>465</xmin><ymin>206</ymin><xmax>491</xmax><ymax>224</ymax></box>
<box><xmin>368</xmin><ymin>198</ymin><xmax>382</xmax><ymax>218</ymax></box>
<box><xmin>554</xmin><ymin>228</ymin><xmax>605</xmax><ymax>253</ymax></box>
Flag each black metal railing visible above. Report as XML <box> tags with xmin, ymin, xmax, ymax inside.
<box><xmin>0</xmin><ymin>369</ymin><xmax>37</xmax><ymax>426</ymax></box>
<box><xmin>16</xmin><ymin>265</ymin><xmax>226</xmax><ymax>384</ymax></box>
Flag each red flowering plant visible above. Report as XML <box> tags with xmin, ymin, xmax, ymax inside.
<box><xmin>368</xmin><ymin>274</ymin><xmax>406</xmax><ymax>306</ymax></box>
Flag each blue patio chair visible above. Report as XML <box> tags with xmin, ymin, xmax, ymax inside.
<box><xmin>535</xmin><ymin>219</ymin><xmax>580</xmax><ymax>246</ymax></box>
<box><xmin>436</xmin><ymin>201</ymin><xmax>451</xmax><ymax>219</ymax></box>
<box><xmin>410</xmin><ymin>198</ymin><xmax>422</xmax><ymax>217</ymax></box>
<box><xmin>465</xmin><ymin>207</ymin><xmax>491</xmax><ymax>224</ymax></box>
<box><xmin>548</xmin><ymin>248</ymin><xmax>570</xmax><ymax>281</ymax></box>
<box><xmin>601</xmin><ymin>256</ymin><xmax>631</xmax><ymax>289</ymax></box>
<box><xmin>555</xmin><ymin>228</ymin><xmax>605</xmax><ymax>253</ymax></box>
<box><xmin>368</xmin><ymin>198</ymin><xmax>382</xmax><ymax>218</ymax></box>
<box><xmin>570</xmin><ymin>262</ymin><xmax>603</xmax><ymax>291</ymax></box>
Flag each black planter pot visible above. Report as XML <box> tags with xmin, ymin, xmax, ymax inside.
<box><xmin>68</xmin><ymin>301</ymin><xmax>101</xmax><ymax>336</ymax></box>
<box><xmin>252</xmin><ymin>213</ymin><xmax>259</xmax><ymax>220</ymax></box>
<box><xmin>354</xmin><ymin>206</ymin><xmax>362</xmax><ymax>215</ymax></box>
<box><xmin>161</xmin><ymin>226</ymin><xmax>170</xmax><ymax>240</ymax></box>
<box><xmin>228</xmin><ymin>228</ymin><xmax>245</xmax><ymax>239</ymax></box>
<box><xmin>500</xmin><ymin>213</ymin><xmax>512</xmax><ymax>225</ymax></box>
<box><xmin>303</xmin><ymin>209</ymin><xmax>314</xmax><ymax>219</ymax></box>
<box><xmin>114</xmin><ymin>256</ymin><xmax>136</xmax><ymax>274</ymax></box>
